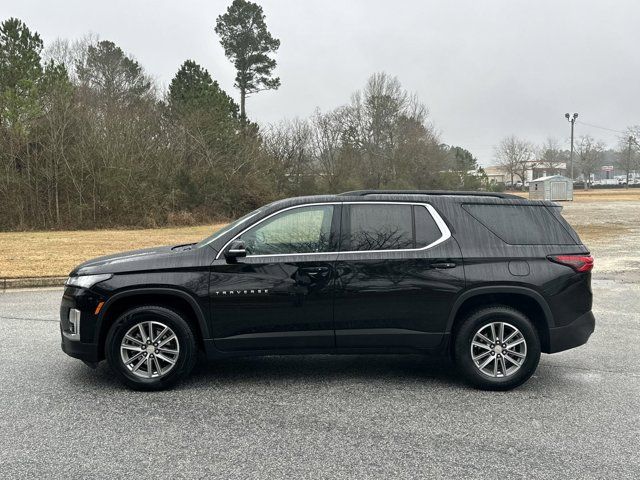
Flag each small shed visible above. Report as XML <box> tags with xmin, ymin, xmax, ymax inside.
<box><xmin>529</xmin><ymin>175</ymin><xmax>573</xmax><ymax>201</ymax></box>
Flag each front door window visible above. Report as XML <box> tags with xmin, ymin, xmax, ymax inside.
<box><xmin>239</xmin><ymin>205</ymin><xmax>334</xmax><ymax>256</ymax></box>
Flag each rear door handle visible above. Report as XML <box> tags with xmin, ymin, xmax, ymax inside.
<box><xmin>431</xmin><ymin>262</ymin><xmax>456</xmax><ymax>269</ymax></box>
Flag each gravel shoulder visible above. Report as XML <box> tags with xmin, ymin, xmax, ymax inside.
<box><xmin>562</xmin><ymin>200</ymin><xmax>640</xmax><ymax>282</ymax></box>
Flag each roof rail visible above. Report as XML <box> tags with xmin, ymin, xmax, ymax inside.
<box><xmin>338</xmin><ymin>189</ymin><xmax>522</xmax><ymax>199</ymax></box>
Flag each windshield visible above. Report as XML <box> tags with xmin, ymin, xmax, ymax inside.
<box><xmin>196</xmin><ymin>207</ymin><xmax>264</xmax><ymax>248</ymax></box>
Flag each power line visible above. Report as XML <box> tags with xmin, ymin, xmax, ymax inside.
<box><xmin>577</xmin><ymin>121</ymin><xmax>640</xmax><ymax>149</ymax></box>
<box><xmin>576</xmin><ymin>120</ymin><xmax>626</xmax><ymax>135</ymax></box>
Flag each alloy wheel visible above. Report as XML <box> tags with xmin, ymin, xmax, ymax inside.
<box><xmin>120</xmin><ymin>321</ymin><xmax>180</xmax><ymax>379</ymax></box>
<box><xmin>470</xmin><ymin>321</ymin><xmax>527</xmax><ymax>378</ymax></box>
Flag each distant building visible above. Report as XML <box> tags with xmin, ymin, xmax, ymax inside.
<box><xmin>485</xmin><ymin>162</ymin><xmax>567</xmax><ymax>185</ymax></box>
<box><xmin>484</xmin><ymin>165</ymin><xmax>508</xmax><ymax>184</ymax></box>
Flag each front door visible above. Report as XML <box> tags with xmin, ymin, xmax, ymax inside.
<box><xmin>210</xmin><ymin>204</ymin><xmax>339</xmax><ymax>351</ymax></box>
<box><xmin>333</xmin><ymin>202</ymin><xmax>465</xmax><ymax>349</ymax></box>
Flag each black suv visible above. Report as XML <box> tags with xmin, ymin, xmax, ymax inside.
<box><xmin>60</xmin><ymin>191</ymin><xmax>595</xmax><ymax>391</ymax></box>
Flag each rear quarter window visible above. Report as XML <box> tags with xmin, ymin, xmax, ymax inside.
<box><xmin>462</xmin><ymin>204</ymin><xmax>576</xmax><ymax>245</ymax></box>
<box><xmin>414</xmin><ymin>205</ymin><xmax>442</xmax><ymax>247</ymax></box>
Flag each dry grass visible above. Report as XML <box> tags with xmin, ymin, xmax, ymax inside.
<box><xmin>570</xmin><ymin>224</ymin><xmax>633</xmax><ymax>245</ymax></box>
<box><xmin>0</xmin><ymin>224</ymin><xmax>225</xmax><ymax>278</ymax></box>
<box><xmin>512</xmin><ymin>188</ymin><xmax>640</xmax><ymax>202</ymax></box>
<box><xmin>570</xmin><ymin>189</ymin><xmax>640</xmax><ymax>202</ymax></box>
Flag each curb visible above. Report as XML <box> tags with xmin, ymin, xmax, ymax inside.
<box><xmin>1</xmin><ymin>277</ymin><xmax>67</xmax><ymax>291</ymax></box>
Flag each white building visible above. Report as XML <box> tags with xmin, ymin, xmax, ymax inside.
<box><xmin>484</xmin><ymin>162</ymin><xmax>567</xmax><ymax>186</ymax></box>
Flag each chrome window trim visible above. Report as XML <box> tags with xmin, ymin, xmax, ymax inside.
<box><xmin>214</xmin><ymin>201</ymin><xmax>451</xmax><ymax>260</ymax></box>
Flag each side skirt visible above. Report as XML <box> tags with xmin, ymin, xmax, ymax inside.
<box><xmin>203</xmin><ymin>335</ymin><xmax>451</xmax><ymax>360</ymax></box>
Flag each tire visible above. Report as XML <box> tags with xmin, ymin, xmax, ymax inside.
<box><xmin>105</xmin><ymin>305</ymin><xmax>197</xmax><ymax>391</ymax></box>
<box><xmin>453</xmin><ymin>305</ymin><xmax>541</xmax><ymax>391</ymax></box>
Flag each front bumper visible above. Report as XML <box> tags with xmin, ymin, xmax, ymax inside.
<box><xmin>60</xmin><ymin>285</ymin><xmax>104</xmax><ymax>362</ymax></box>
<box><xmin>61</xmin><ymin>336</ymin><xmax>100</xmax><ymax>362</ymax></box>
<box><xmin>547</xmin><ymin>310</ymin><xmax>595</xmax><ymax>353</ymax></box>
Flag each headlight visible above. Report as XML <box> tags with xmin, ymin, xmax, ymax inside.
<box><xmin>65</xmin><ymin>274</ymin><xmax>113</xmax><ymax>289</ymax></box>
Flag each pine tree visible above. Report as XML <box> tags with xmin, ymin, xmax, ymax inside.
<box><xmin>0</xmin><ymin>17</ymin><xmax>44</xmax><ymax>131</ymax></box>
<box><xmin>168</xmin><ymin>59</ymin><xmax>238</xmax><ymax>119</ymax></box>
<box><xmin>215</xmin><ymin>0</ymin><xmax>280</xmax><ymax>124</ymax></box>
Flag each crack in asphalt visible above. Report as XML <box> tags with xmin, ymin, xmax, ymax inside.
<box><xmin>0</xmin><ymin>315</ymin><xmax>58</xmax><ymax>323</ymax></box>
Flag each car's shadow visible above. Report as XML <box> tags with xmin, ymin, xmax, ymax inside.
<box><xmin>69</xmin><ymin>354</ymin><xmax>468</xmax><ymax>391</ymax></box>
<box><xmin>197</xmin><ymin>354</ymin><xmax>459</xmax><ymax>384</ymax></box>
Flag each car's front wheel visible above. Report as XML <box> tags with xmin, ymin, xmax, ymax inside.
<box><xmin>105</xmin><ymin>305</ymin><xmax>197</xmax><ymax>390</ymax></box>
<box><xmin>454</xmin><ymin>305</ymin><xmax>541</xmax><ymax>391</ymax></box>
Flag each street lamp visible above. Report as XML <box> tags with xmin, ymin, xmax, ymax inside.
<box><xmin>565</xmin><ymin>112</ymin><xmax>578</xmax><ymax>180</ymax></box>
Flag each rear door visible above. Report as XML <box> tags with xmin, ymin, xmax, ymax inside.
<box><xmin>333</xmin><ymin>202</ymin><xmax>465</xmax><ymax>349</ymax></box>
<box><xmin>210</xmin><ymin>203</ymin><xmax>340</xmax><ymax>351</ymax></box>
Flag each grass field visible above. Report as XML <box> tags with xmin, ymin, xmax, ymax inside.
<box><xmin>0</xmin><ymin>224</ymin><xmax>225</xmax><ymax>278</ymax></box>
<box><xmin>511</xmin><ymin>188</ymin><xmax>640</xmax><ymax>201</ymax></box>
<box><xmin>1</xmin><ymin>189</ymin><xmax>638</xmax><ymax>279</ymax></box>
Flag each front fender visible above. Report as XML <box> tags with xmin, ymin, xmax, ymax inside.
<box><xmin>95</xmin><ymin>287</ymin><xmax>210</xmax><ymax>342</ymax></box>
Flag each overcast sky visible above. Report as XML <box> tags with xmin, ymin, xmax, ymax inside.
<box><xmin>3</xmin><ymin>0</ymin><xmax>640</xmax><ymax>164</ymax></box>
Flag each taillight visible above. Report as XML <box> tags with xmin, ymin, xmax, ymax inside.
<box><xmin>548</xmin><ymin>254</ymin><xmax>594</xmax><ymax>272</ymax></box>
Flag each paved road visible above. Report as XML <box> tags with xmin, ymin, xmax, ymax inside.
<box><xmin>0</xmin><ymin>280</ymin><xmax>639</xmax><ymax>479</ymax></box>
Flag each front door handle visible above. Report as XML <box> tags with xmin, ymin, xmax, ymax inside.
<box><xmin>431</xmin><ymin>262</ymin><xmax>456</xmax><ymax>269</ymax></box>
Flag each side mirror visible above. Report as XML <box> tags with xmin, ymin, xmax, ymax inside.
<box><xmin>224</xmin><ymin>240</ymin><xmax>247</xmax><ymax>261</ymax></box>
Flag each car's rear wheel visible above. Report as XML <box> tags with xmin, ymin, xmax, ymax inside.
<box><xmin>105</xmin><ymin>305</ymin><xmax>197</xmax><ymax>390</ymax></box>
<box><xmin>454</xmin><ymin>305</ymin><xmax>541</xmax><ymax>391</ymax></box>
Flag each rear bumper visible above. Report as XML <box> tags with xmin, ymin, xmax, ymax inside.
<box><xmin>547</xmin><ymin>310</ymin><xmax>595</xmax><ymax>353</ymax></box>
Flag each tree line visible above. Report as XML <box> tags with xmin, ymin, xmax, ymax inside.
<box><xmin>0</xmin><ymin>3</ymin><xmax>485</xmax><ymax>231</ymax></box>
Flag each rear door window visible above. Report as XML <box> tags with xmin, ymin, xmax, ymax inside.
<box><xmin>342</xmin><ymin>203</ymin><xmax>444</xmax><ymax>251</ymax></box>
<box><xmin>462</xmin><ymin>204</ymin><xmax>576</xmax><ymax>245</ymax></box>
<box><xmin>346</xmin><ymin>204</ymin><xmax>414</xmax><ymax>251</ymax></box>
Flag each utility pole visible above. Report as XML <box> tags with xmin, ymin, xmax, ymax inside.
<box><xmin>631</xmin><ymin>136</ymin><xmax>640</xmax><ymax>185</ymax></box>
<box><xmin>565</xmin><ymin>113</ymin><xmax>578</xmax><ymax>180</ymax></box>
<box><xmin>628</xmin><ymin>136</ymin><xmax>634</xmax><ymax>188</ymax></box>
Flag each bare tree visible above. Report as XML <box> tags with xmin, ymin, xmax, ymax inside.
<box><xmin>495</xmin><ymin>136</ymin><xmax>534</xmax><ymax>186</ymax></box>
<box><xmin>576</xmin><ymin>135</ymin><xmax>605</xmax><ymax>189</ymax></box>
<box><xmin>343</xmin><ymin>72</ymin><xmax>436</xmax><ymax>188</ymax></box>
<box><xmin>42</xmin><ymin>33</ymin><xmax>99</xmax><ymax>83</ymax></box>
<box><xmin>262</xmin><ymin>118</ymin><xmax>313</xmax><ymax>194</ymax></box>
<box><xmin>616</xmin><ymin>127</ymin><xmax>640</xmax><ymax>186</ymax></box>
<box><xmin>537</xmin><ymin>137</ymin><xmax>567</xmax><ymax>176</ymax></box>
<box><xmin>309</xmin><ymin>108</ymin><xmax>355</xmax><ymax>191</ymax></box>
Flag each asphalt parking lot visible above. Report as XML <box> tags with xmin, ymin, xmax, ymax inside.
<box><xmin>1</xmin><ymin>201</ymin><xmax>640</xmax><ymax>479</ymax></box>
<box><xmin>1</xmin><ymin>279</ymin><xmax>638</xmax><ymax>479</ymax></box>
